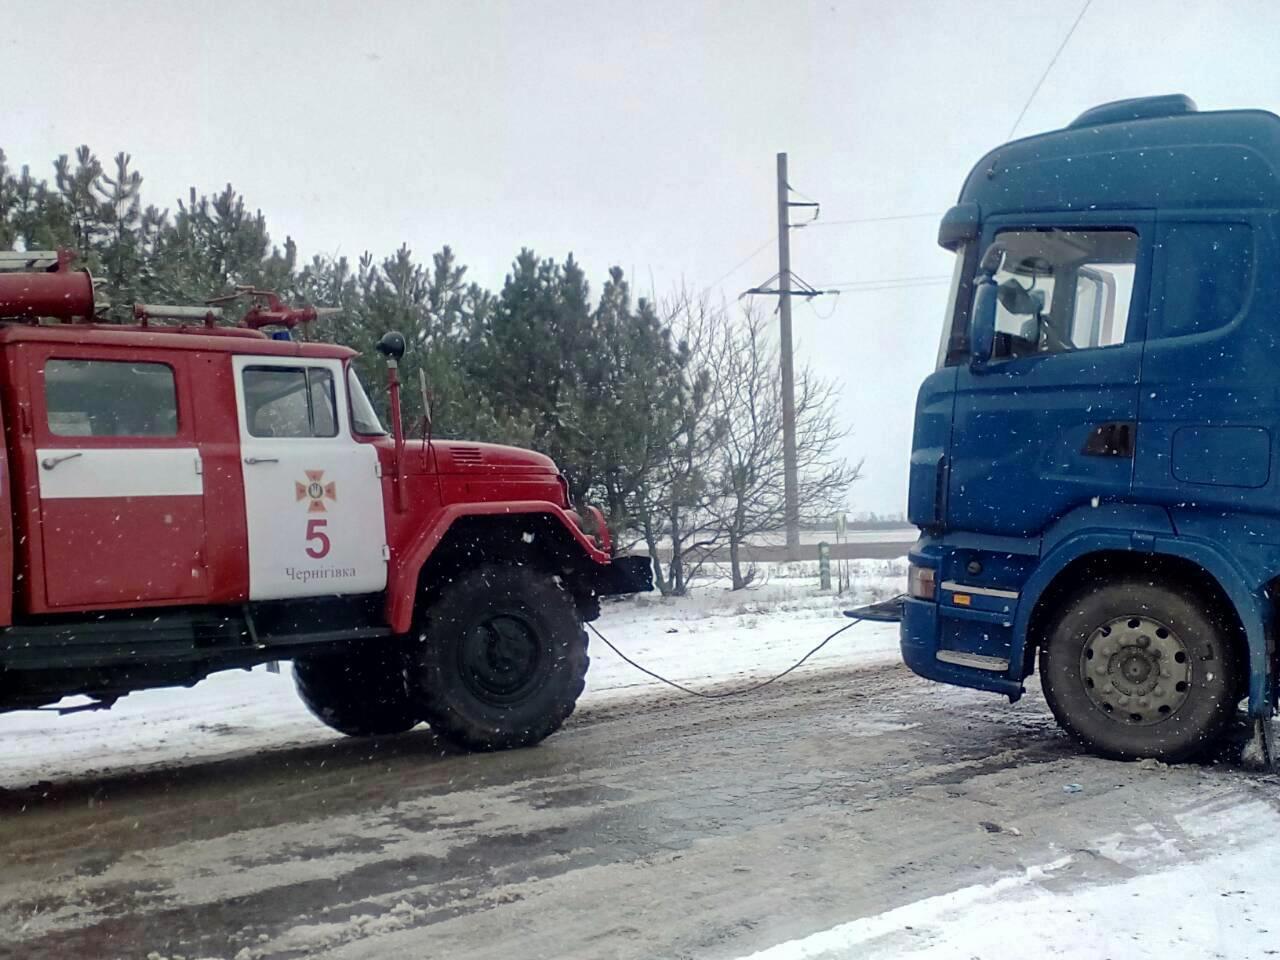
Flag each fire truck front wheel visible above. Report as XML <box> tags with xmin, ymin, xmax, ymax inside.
<box><xmin>293</xmin><ymin>650</ymin><xmax>421</xmax><ymax>738</ymax></box>
<box><xmin>413</xmin><ymin>564</ymin><xmax>589</xmax><ymax>751</ymax></box>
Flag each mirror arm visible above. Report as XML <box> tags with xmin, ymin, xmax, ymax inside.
<box><xmin>418</xmin><ymin>368</ymin><xmax>433</xmax><ymax>465</ymax></box>
<box><xmin>375</xmin><ymin>331</ymin><xmax>409</xmax><ymax>512</ymax></box>
<box><xmin>386</xmin><ymin>358</ymin><xmax>407</xmax><ymax>512</ymax></box>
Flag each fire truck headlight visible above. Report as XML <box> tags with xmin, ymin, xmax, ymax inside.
<box><xmin>908</xmin><ymin>564</ymin><xmax>937</xmax><ymax>601</ymax></box>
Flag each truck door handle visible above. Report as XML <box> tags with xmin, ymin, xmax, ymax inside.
<box><xmin>41</xmin><ymin>452</ymin><xmax>83</xmax><ymax>470</ymax></box>
<box><xmin>243</xmin><ymin>457</ymin><xmax>279</xmax><ymax>465</ymax></box>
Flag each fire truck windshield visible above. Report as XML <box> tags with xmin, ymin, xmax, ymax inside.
<box><xmin>348</xmin><ymin>366</ymin><xmax>387</xmax><ymax>436</ymax></box>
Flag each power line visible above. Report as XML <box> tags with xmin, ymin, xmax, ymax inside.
<box><xmin>1007</xmin><ymin>0</ymin><xmax>1093</xmax><ymax>140</ymax></box>
<box><xmin>821</xmin><ymin>274</ymin><xmax>951</xmax><ymax>289</ymax></box>
<box><xmin>831</xmin><ymin>281</ymin><xmax>951</xmax><ymax>294</ymax></box>
<box><xmin>808</xmin><ymin>292</ymin><xmax>841</xmax><ymax>320</ymax></box>
<box><xmin>703</xmin><ymin>235</ymin><xmax>775</xmax><ymax>294</ymax></box>
<box><xmin>795</xmin><ymin>211</ymin><xmax>943</xmax><ymax>229</ymax></box>
<box><xmin>802</xmin><ymin>275</ymin><xmax>953</xmax><ymax>319</ymax></box>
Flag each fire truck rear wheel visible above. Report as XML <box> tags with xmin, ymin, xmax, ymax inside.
<box><xmin>293</xmin><ymin>650</ymin><xmax>421</xmax><ymax>738</ymax></box>
<box><xmin>413</xmin><ymin>564</ymin><xmax>589</xmax><ymax>751</ymax></box>
<box><xmin>1039</xmin><ymin>579</ymin><xmax>1241</xmax><ymax>762</ymax></box>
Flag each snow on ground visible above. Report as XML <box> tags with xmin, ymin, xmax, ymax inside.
<box><xmin>646</xmin><ymin>526</ymin><xmax>918</xmax><ymax>550</ymax></box>
<box><xmin>0</xmin><ymin>558</ymin><xmax>906</xmax><ymax>789</ymax></box>
<box><xmin>737</xmin><ymin>799</ymin><xmax>1280</xmax><ymax>960</ymax></box>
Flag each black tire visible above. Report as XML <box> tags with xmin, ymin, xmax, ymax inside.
<box><xmin>1039</xmin><ymin>580</ymin><xmax>1241</xmax><ymax>762</ymax></box>
<box><xmin>411</xmin><ymin>564</ymin><xmax>588</xmax><ymax>751</ymax></box>
<box><xmin>293</xmin><ymin>648</ymin><xmax>421</xmax><ymax>737</ymax></box>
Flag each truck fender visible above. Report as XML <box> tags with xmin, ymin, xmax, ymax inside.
<box><xmin>1012</xmin><ymin>506</ymin><xmax>1272</xmax><ymax>716</ymax></box>
<box><xmin>385</xmin><ymin>500</ymin><xmax>610</xmax><ymax>634</ymax></box>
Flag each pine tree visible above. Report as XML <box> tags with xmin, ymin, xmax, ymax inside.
<box><xmin>6</xmin><ymin>162</ymin><xmax>73</xmax><ymax>252</ymax></box>
<box><xmin>53</xmin><ymin>146</ymin><xmax>107</xmax><ymax>265</ymax></box>
<box><xmin>152</xmin><ymin>184</ymin><xmax>292</xmax><ymax>305</ymax></box>
<box><xmin>92</xmin><ymin>153</ymin><xmax>169</xmax><ymax>319</ymax></box>
<box><xmin>472</xmin><ymin>250</ymin><xmax>597</xmax><ymax>498</ymax></box>
<box><xmin>0</xmin><ymin>151</ymin><xmax>15</xmax><ymax>250</ymax></box>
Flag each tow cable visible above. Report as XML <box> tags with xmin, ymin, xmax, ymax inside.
<box><xmin>585</xmin><ymin>594</ymin><xmax>905</xmax><ymax>700</ymax></box>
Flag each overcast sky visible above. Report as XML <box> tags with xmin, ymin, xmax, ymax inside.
<box><xmin>4</xmin><ymin>0</ymin><xmax>1279</xmax><ymax>515</ymax></box>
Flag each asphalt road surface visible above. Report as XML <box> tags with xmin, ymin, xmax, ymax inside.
<box><xmin>0</xmin><ymin>664</ymin><xmax>1272</xmax><ymax>960</ymax></box>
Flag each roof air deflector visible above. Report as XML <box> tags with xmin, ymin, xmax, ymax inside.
<box><xmin>1068</xmin><ymin>94</ymin><xmax>1197</xmax><ymax>129</ymax></box>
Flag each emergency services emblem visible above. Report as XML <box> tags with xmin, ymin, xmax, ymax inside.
<box><xmin>296</xmin><ymin>470</ymin><xmax>337</xmax><ymax>513</ymax></box>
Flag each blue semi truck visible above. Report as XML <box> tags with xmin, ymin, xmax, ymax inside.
<box><xmin>901</xmin><ymin>94</ymin><xmax>1280</xmax><ymax>762</ymax></box>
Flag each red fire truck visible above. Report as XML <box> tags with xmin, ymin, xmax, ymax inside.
<box><xmin>0</xmin><ymin>250</ymin><xmax>651</xmax><ymax>750</ymax></box>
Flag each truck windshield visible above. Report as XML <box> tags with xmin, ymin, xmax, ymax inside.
<box><xmin>348</xmin><ymin>367</ymin><xmax>387</xmax><ymax>435</ymax></box>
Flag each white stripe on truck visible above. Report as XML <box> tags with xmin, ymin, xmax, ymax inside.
<box><xmin>36</xmin><ymin>448</ymin><xmax>203</xmax><ymax>499</ymax></box>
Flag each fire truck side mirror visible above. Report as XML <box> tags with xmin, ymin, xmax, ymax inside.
<box><xmin>376</xmin><ymin>331</ymin><xmax>407</xmax><ymax>363</ymax></box>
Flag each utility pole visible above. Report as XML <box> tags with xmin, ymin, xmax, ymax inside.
<box><xmin>742</xmin><ymin>153</ymin><xmax>825</xmax><ymax>561</ymax></box>
<box><xmin>776</xmin><ymin>152</ymin><xmax>801</xmax><ymax>558</ymax></box>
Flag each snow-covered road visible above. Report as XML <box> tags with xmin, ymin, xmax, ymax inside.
<box><xmin>2</xmin><ymin>558</ymin><xmax>1276</xmax><ymax>960</ymax></box>
<box><xmin>0</xmin><ymin>559</ymin><xmax>905</xmax><ymax>788</ymax></box>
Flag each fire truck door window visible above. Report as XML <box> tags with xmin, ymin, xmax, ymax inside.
<box><xmin>309</xmin><ymin>371</ymin><xmax>338</xmax><ymax>436</ymax></box>
<box><xmin>44</xmin><ymin>359</ymin><xmax>178</xmax><ymax>437</ymax></box>
<box><xmin>243</xmin><ymin>367</ymin><xmax>338</xmax><ymax>439</ymax></box>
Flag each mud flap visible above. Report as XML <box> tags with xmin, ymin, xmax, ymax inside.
<box><xmin>1241</xmin><ymin>716</ymin><xmax>1278</xmax><ymax>771</ymax></box>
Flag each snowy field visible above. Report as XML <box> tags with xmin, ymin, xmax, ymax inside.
<box><xmin>0</xmin><ymin>558</ymin><xmax>907</xmax><ymax>789</ymax></box>
<box><xmin>721</xmin><ymin>526</ymin><xmax>918</xmax><ymax>546</ymax></box>
<box><xmin>644</xmin><ymin>526</ymin><xmax>918</xmax><ymax>551</ymax></box>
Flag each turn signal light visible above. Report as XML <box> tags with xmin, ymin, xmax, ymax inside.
<box><xmin>908</xmin><ymin>564</ymin><xmax>937</xmax><ymax>601</ymax></box>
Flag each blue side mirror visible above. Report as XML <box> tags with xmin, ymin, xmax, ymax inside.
<box><xmin>969</xmin><ymin>242</ymin><xmax>1006</xmax><ymax>370</ymax></box>
<box><xmin>970</xmin><ymin>278</ymin><xmax>997</xmax><ymax>369</ymax></box>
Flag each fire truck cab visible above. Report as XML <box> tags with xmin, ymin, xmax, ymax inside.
<box><xmin>0</xmin><ymin>251</ymin><xmax>651</xmax><ymax>751</ymax></box>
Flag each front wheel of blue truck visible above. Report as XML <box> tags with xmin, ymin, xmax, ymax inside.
<box><xmin>1039</xmin><ymin>580</ymin><xmax>1242</xmax><ymax>762</ymax></box>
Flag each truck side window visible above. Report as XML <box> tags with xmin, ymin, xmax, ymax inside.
<box><xmin>243</xmin><ymin>366</ymin><xmax>339</xmax><ymax>439</ymax></box>
<box><xmin>990</xmin><ymin>229</ymin><xmax>1138</xmax><ymax>360</ymax></box>
<box><xmin>1156</xmin><ymin>222</ymin><xmax>1252</xmax><ymax>338</ymax></box>
<box><xmin>45</xmin><ymin>359</ymin><xmax>178</xmax><ymax>437</ymax></box>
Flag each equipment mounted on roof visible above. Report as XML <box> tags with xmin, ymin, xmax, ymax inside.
<box><xmin>0</xmin><ymin>248</ymin><xmax>337</xmax><ymax>336</ymax></box>
<box><xmin>0</xmin><ymin>249</ymin><xmax>96</xmax><ymax>322</ymax></box>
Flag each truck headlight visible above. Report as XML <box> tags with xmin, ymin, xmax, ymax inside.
<box><xmin>908</xmin><ymin>564</ymin><xmax>937</xmax><ymax>601</ymax></box>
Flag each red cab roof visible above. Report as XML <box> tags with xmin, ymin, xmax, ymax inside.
<box><xmin>0</xmin><ymin>323</ymin><xmax>357</xmax><ymax>360</ymax></box>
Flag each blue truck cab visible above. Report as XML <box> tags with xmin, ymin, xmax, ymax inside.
<box><xmin>903</xmin><ymin>95</ymin><xmax>1280</xmax><ymax>761</ymax></box>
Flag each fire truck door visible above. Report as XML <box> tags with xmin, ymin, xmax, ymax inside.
<box><xmin>232</xmin><ymin>356</ymin><xmax>388</xmax><ymax>600</ymax></box>
<box><xmin>35</xmin><ymin>353</ymin><xmax>209</xmax><ymax>607</ymax></box>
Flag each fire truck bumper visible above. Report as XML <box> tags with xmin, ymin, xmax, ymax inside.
<box><xmin>591</xmin><ymin>554</ymin><xmax>654</xmax><ymax>596</ymax></box>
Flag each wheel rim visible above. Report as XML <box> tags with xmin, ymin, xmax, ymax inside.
<box><xmin>1079</xmin><ymin>614</ymin><xmax>1193</xmax><ymax>726</ymax></box>
<box><xmin>458</xmin><ymin>613</ymin><xmax>544</xmax><ymax>704</ymax></box>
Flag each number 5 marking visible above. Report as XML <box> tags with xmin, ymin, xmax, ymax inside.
<box><xmin>306</xmin><ymin>518</ymin><xmax>331</xmax><ymax>559</ymax></box>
